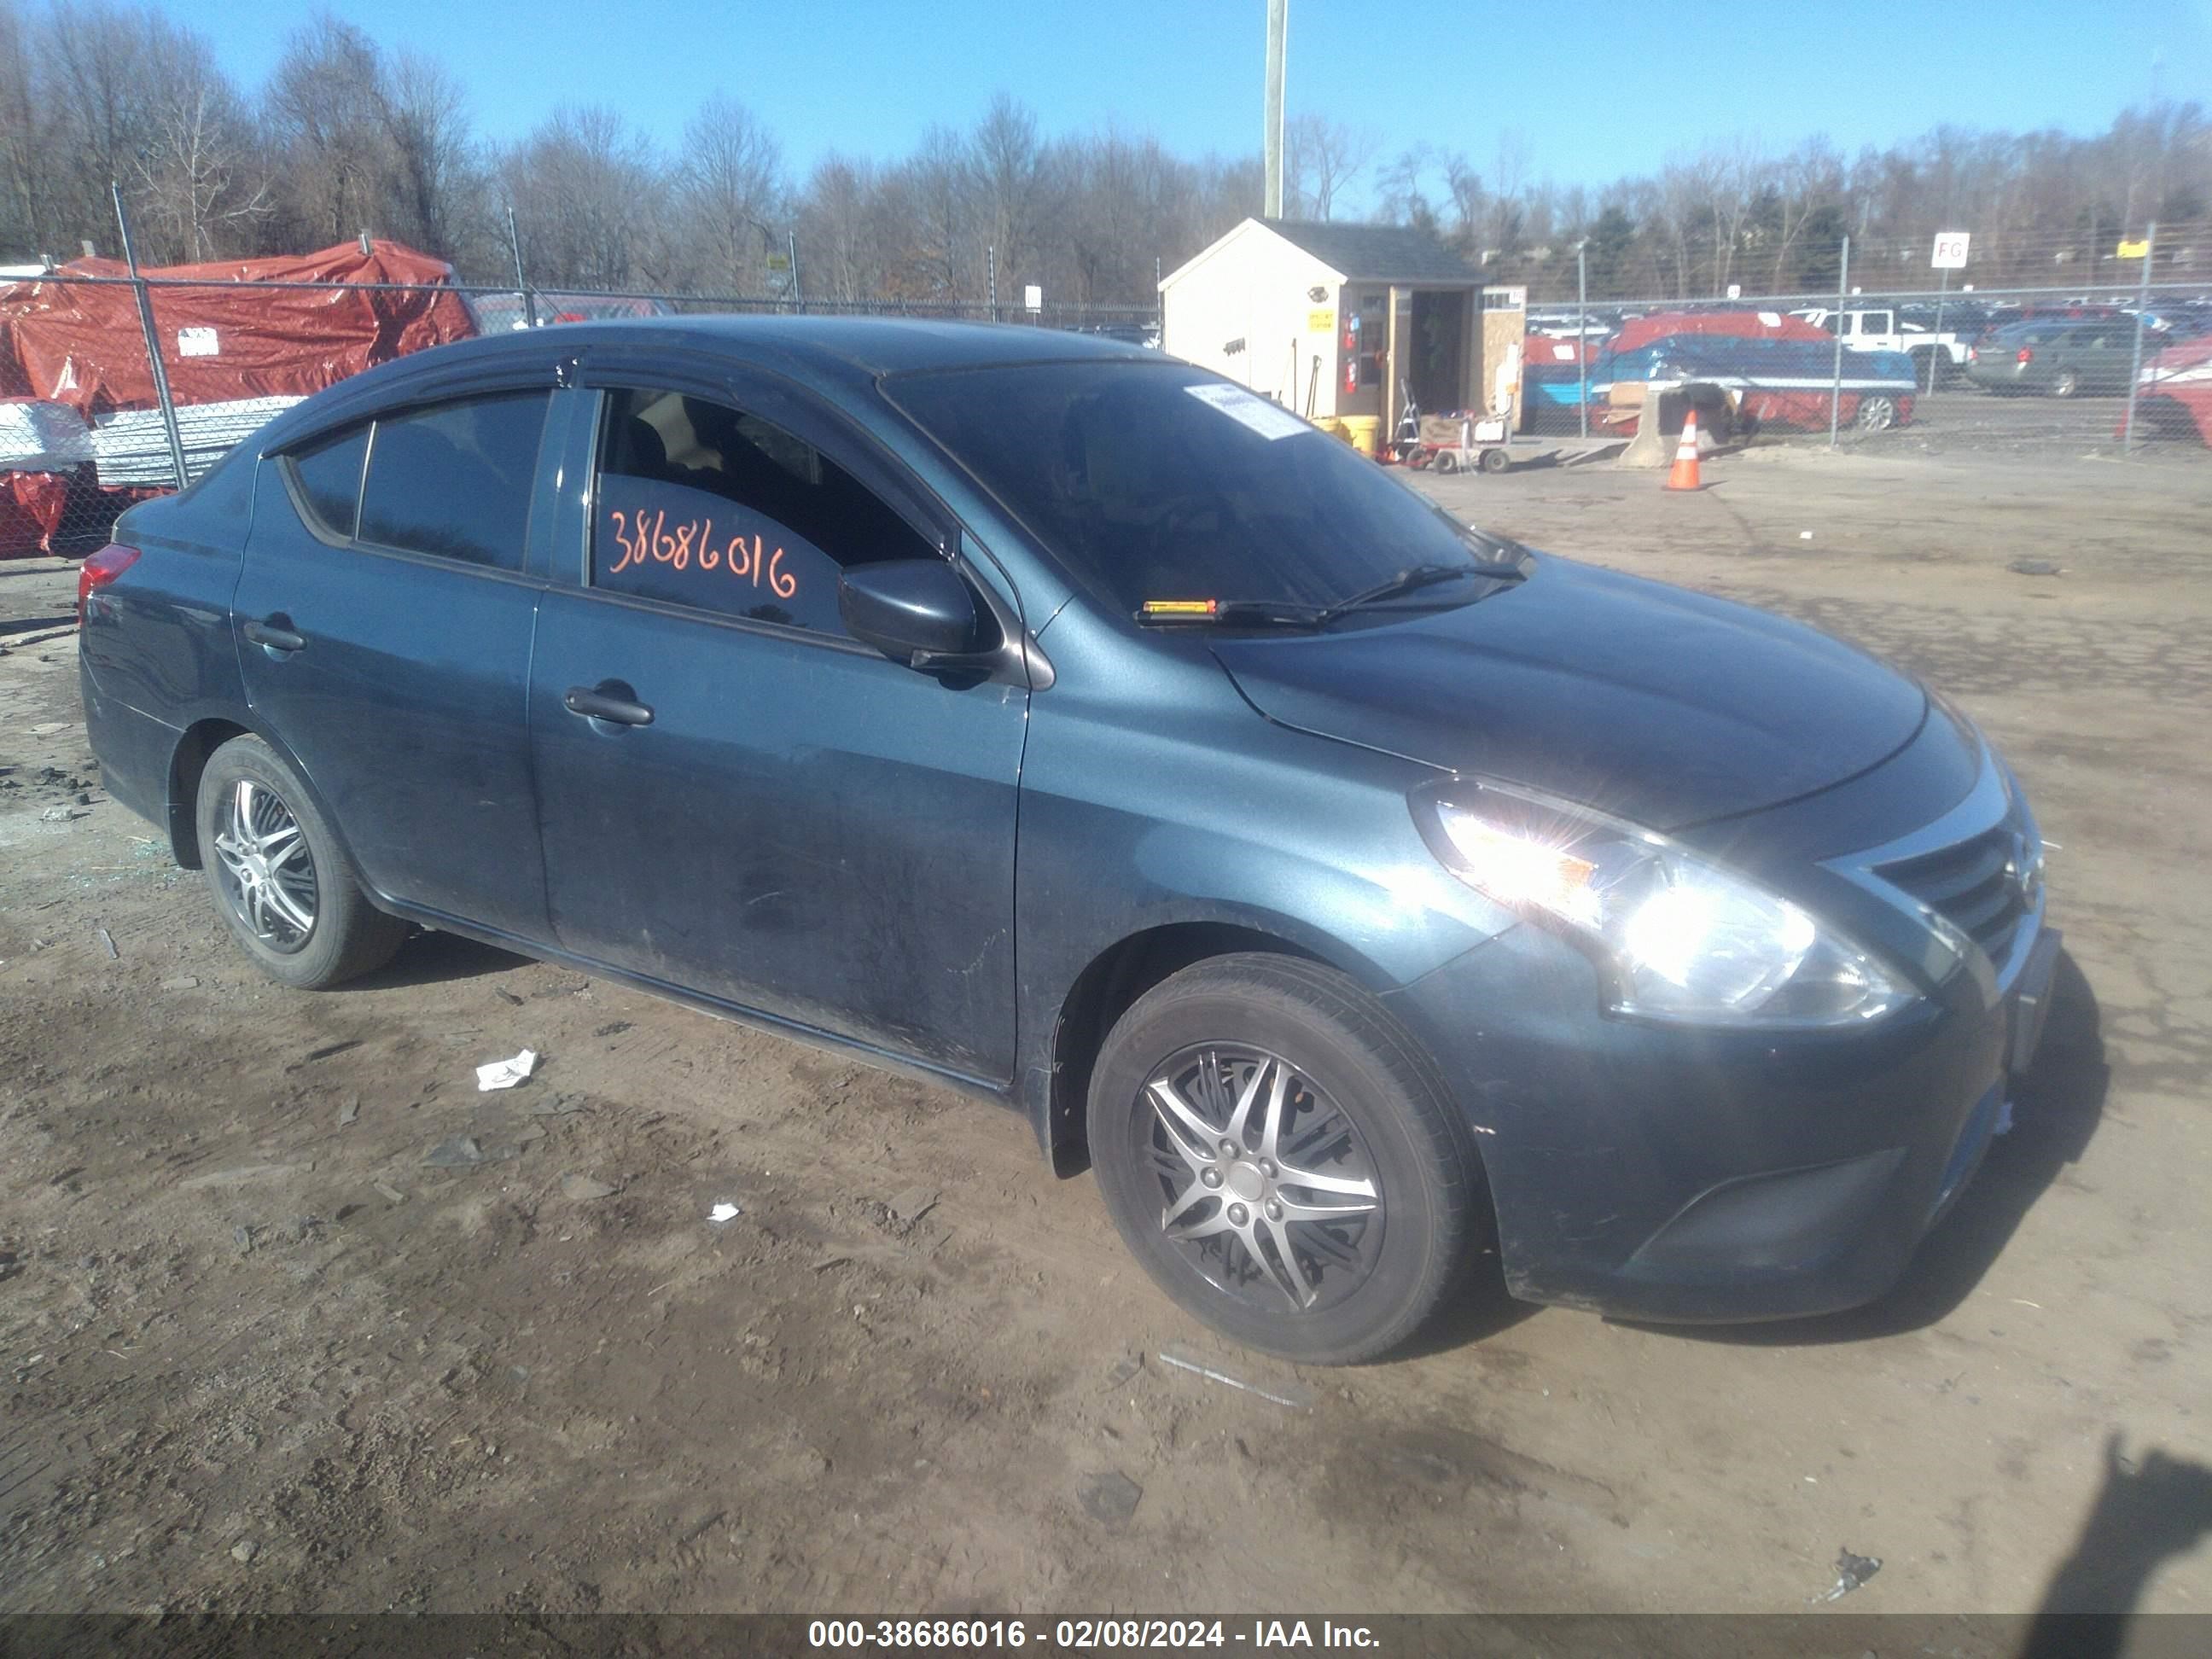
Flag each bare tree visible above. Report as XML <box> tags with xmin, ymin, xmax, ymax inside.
<box><xmin>265</xmin><ymin>15</ymin><xmax>394</xmax><ymax>247</ymax></box>
<box><xmin>674</xmin><ymin>93</ymin><xmax>785</xmax><ymax>293</ymax></box>
<box><xmin>1284</xmin><ymin>114</ymin><xmax>1376</xmax><ymax>220</ymax></box>
<box><xmin>383</xmin><ymin>52</ymin><xmax>480</xmax><ymax>264</ymax></box>
<box><xmin>132</xmin><ymin>73</ymin><xmax>269</xmax><ymax>260</ymax></box>
<box><xmin>967</xmin><ymin>94</ymin><xmax>1046</xmax><ymax>294</ymax></box>
<box><xmin>500</xmin><ymin>105</ymin><xmax>666</xmax><ymax>289</ymax></box>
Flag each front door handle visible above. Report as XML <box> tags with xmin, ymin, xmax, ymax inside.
<box><xmin>242</xmin><ymin>617</ymin><xmax>306</xmax><ymax>654</ymax></box>
<box><xmin>563</xmin><ymin>684</ymin><xmax>655</xmax><ymax>727</ymax></box>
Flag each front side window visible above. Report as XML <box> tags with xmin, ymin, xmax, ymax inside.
<box><xmin>888</xmin><ymin>360</ymin><xmax>1511</xmax><ymax>616</ymax></box>
<box><xmin>357</xmin><ymin>391</ymin><xmax>550</xmax><ymax>571</ymax></box>
<box><xmin>589</xmin><ymin>387</ymin><xmax>933</xmax><ymax>635</ymax></box>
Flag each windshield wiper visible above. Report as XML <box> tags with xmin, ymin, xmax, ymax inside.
<box><xmin>1311</xmin><ymin>560</ymin><xmax>1523</xmax><ymax>627</ymax></box>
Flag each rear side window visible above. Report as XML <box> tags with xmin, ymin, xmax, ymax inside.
<box><xmin>358</xmin><ymin>392</ymin><xmax>550</xmax><ymax>570</ymax></box>
<box><xmin>588</xmin><ymin>386</ymin><xmax>934</xmax><ymax>634</ymax></box>
<box><xmin>288</xmin><ymin>425</ymin><xmax>369</xmax><ymax>538</ymax></box>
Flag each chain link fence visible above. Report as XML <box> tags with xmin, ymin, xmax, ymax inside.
<box><xmin>1520</xmin><ymin>271</ymin><xmax>2211</xmax><ymax>460</ymax></box>
<box><xmin>2</xmin><ymin>256</ymin><xmax>2203</xmax><ymax>572</ymax></box>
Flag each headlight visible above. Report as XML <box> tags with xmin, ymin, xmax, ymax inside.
<box><xmin>1417</xmin><ymin>784</ymin><xmax>1912</xmax><ymax>1027</ymax></box>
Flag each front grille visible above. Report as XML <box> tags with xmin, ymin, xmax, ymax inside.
<box><xmin>1877</xmin><ymin>811</ymin><xmax>2038</xmax><ymax>968</ymax></box>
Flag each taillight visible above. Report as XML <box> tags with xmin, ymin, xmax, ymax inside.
<box><xmin>1967</xmin><ymin>346</ymin><xmax>1978</xmax><ymax>362</ymax></box>
<box><xmin>2016</xmin><ymin>347</ymin><xmax>2034</xmax><ymax>364</ymax></box>
<box><xmin>77</xmin><ymin>543</ymin><xmax>140</xmax><ymax>625</ymax></box>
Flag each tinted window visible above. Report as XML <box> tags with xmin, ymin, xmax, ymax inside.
<box><xmin>590</xmin><ymin>387</ymin><xmax>933</xmax><ymax>634</ymax></box>
<box><xmin>889</xmin><ymin>360</ymin><xmax>1508</xmax><ymax>614</ymax></box>
<box><xmin>358</xmin><ymin>392</ymin><xmax>550</xmax><ymax>569</ymax></box>
<box><xmin>289</xmin><ymin>425</ymin><xmax>368</xmax><ymax>538</ymax></box>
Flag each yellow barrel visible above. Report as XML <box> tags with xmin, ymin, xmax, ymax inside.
<box><xmin>1340</xmin><ymin>415</ymin><xmax>1381</xmax><ymax>457</ymax></box>
<box><xmin>1314</xmin><ymin>417</ymin><xmax>1348</xmax><ymax>443</ymax></box>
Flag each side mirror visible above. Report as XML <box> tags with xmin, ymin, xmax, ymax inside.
<box><xmin>837</xmin><ymin>559</ymin><xmax>981</xmax><ymax>667</ymax></box>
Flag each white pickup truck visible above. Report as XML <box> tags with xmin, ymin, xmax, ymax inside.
<box><xmin>1790</xmin><ymin>306</ymin><xmax>1970</xmax><ymax>387</ymax></box>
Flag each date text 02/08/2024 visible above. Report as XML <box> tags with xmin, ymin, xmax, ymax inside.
<box><xmin>805</xmin><ymin>1618</ymin><xmax>1382</xmax><ymax>1650</ymax></box>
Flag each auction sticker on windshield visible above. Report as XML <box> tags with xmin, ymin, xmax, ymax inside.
<box><xmin>1183</xmin><ymin>382</ymin><xmax>1312</xmax><ymax>441</ymax></box>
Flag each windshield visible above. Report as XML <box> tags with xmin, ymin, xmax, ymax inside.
<box><xmin>886</xmin><ymin>358</ymin><xmax>1510</xmax><ymax>616</ymax></box>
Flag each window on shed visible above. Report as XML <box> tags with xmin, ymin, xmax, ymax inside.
<box><xmin>357</xmin><ymin>391</ymin><xmax>551</xmax><ymax>571</ymax></box>
<box><xmin>288</xmin><ymin>425</ymin><xmax>370</xmax><ymax>538</ymax></box>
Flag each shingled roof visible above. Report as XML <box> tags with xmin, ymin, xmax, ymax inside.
<box><xmin>1259</xmin><ymin>218</ymin><xmax>1480</xmax><ymax>283</ymax></box>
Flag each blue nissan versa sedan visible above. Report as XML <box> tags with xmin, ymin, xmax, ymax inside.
<box><xmin>78</xmin><ymin>319</ymin><xmax>2059</xmax><ymax>1364</ymax></box>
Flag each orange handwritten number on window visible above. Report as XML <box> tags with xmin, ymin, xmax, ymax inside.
<box><xmin>604</xmin><ymin>510</ymin><xmax>799</xmax><ymax>604</ymax></box>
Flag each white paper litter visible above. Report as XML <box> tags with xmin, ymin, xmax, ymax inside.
<box><xmin>707</xmin><ymin>1202</ymin><xmax>741</xmax><ymax>1224</ymax></box>
<box><xmin>475</xmin><ymin>1048</ymin><xmax>537</xmax><ymax>1091</ymax></box>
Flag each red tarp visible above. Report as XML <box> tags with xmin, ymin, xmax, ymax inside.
<box><xmin>1606</xmin><ymin>309</ymin><xmax>1831</xmax><ymax>355</ymax></box>
<box><xmin>2130</xmin><ymin>333</ymin><xmax>2212</xmax><ymax>445</ymax></box>
<box><xmin>0</xmin><ymin>468</ymin><xmax>77</xmax><ymax>557</ymax></box>
<box><xmin>0</xmin><ymin>241</ymin><xmax>477</xmax><ymax>416</ymax></box>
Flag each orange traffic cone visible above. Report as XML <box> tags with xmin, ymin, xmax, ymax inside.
<box><xmin>1663</xmin><ymin>410</ymin><xmax>1703</xmax><ymax>491</ymax></box>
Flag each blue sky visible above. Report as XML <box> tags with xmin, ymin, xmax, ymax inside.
<box><xmin>168</xmin><ymin>0</ymin><xmax>2210</xmax><ymax>203</ymax></box>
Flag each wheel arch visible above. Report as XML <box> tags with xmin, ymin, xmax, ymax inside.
<box><xmin>167</xmin><ymin>716</ymin><xmax>375</xmax><ymax>899</ymax></box>
<box><xmin>1035</xmin><ymin>916</ymin><xmax>1386</xmax><ymax>1176</ymax></box>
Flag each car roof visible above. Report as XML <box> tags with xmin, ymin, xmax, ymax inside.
<box><xmin>255</xmin><ymin>315</ymin><xmax>1158</xmax><ymax>451</ymax></box>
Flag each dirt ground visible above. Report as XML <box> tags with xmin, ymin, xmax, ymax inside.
<box><xmin>2</xmin><ymin>444</ymin><xmax>2209</xmax><ymax>1619</ymax></box>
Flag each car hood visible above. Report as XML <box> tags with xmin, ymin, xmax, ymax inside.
<box><xmin>1209</xmin><ymin>556</ymin><xmax>1928</xmax><ymax>830</ymax></box>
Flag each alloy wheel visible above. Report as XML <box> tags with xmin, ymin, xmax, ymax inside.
<box><xmin>1856</xmin><ymin>395</ymin><xmax>1898</xmax><ymax>432</ymax></box>
<box><xmin>1137</xmin><ymin>1044</ymin><xmax>1382</xmax><ymax>1315</ymax></box>
<box><xmin>212</xmin><ymin>779</ymin><xmax>318</xmax><ymax>952</ymax></box>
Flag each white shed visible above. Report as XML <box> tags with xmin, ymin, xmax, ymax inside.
<box><xmin>1158</xmin><ymin>218</ymin><xmax>1487</xmax><ymax>432</ymax></box>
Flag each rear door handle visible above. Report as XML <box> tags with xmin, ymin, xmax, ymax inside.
<box><xmin>242</xmin><ymin>618</ymin><xmax>306</xmax><ymax>653</ymax></box>
<box><xmin>563</xmin><ymin>684</ymin><xmax>655</xmax><ymax>727</ymax></box>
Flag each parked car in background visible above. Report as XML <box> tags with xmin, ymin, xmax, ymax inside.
<box><xmin>464</xmin><ymin>290</ymin><xmax>676</xmax><ymax>333</ymax></box>
<box><xmin>1790</xmin><ymin>306</ymin><xmax>1970</xmax><ymax>389</ymax></box>
<box><xmin>1965</xmin><ymin>317</ymin><xmax>2144</xmax><ymax>397</ymax></box>
<box><xmin>78</xmin><ymin>317</ymin><xmax>2057</xmax><ymax>1365</ymax></box>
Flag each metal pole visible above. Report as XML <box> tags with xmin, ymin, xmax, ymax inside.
<box><xmin>788</xmin><ymin>230</ymin><xmax>803</xmax><ymax>313</ymax></box>
<box><xmin>1576</xmin><ymin>243</ymin><xmax>1588</xmax><ymax>440</ymax></box>
<box><xmin>1827</xmin><ymin>234</ymin><xmax>1850</xmax><ymax>450</ymax></box>
<box><xmin>507</xmin><ymin>204</ymin><xmax>537</xmax><ymax>329</ymax></box>
<box><xmin>2122</xmin><ymin>221</ymin><xmax>2157</xmax><ymax>451</ymax></box>
<box><xmin>111</xmin><ymin>181</ymin><xmax>189</xmax><ymax>492</ymax></box>
<box><xmin>987</xmin><ymin>243</ymin><xmax>997</xmax><ymax>322</ymax></box>
<box><xmin>1928</xmin><ymin>265</ymin><xmax>1948</xmax><ymax>397</ymax></box>
<box><xmin>1263</xmin><ymin>0</ymin><xmax>1287</xmax><ymax>217</ymax></box>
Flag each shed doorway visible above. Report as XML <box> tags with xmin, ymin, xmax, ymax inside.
<box><xmin>1408</xmin><ymin>290</ymin><xmax>1466</xmax><ymax>415</ymax></box>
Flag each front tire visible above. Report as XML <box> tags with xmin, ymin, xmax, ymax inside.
<box><xmin>2052</xmin><ymin>368</ymin><xmax>2081</xmax><ymax>399</ymax></box>
<box><xmin>195</xmin><ymin>735</ymin><xmax>408</xmax><ymax>989</ymax></box>
<box><xmin>1087</xmin><ymin>954</ymin><xmax>1480</xmax><ymax>1365</ymax></box>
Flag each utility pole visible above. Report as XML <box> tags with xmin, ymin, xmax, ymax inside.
<box><xmin>987</xmin><ymin>243</ymin><xmax>997</xmax><ymax>321</ymax></box>
<box><xmin>1263</xmin><ymin>0</ymin><xmax>1287</xmax><ymax>218</ymax></box>
<box><xmin>788</xmin><ymin>230</ymin><xmax>803</xmax><ymax>313</ymax></box>
<box><xmin>111</xmin><ymin>182</ymin><xmax>189</xmax><ymax>491</ymax></box>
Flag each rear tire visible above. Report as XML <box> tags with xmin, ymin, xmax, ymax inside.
<box><xmin>194</xmin><ymin>735</ymin><xmax>408</xmax><ymax>989</ymax></box>
<box><xmin>1478</xmin><ymin>446</ymin><xmax>1510</xmax><ymax>474</ymax></box>
<box><xmin>1087</xmin><ymin>953</ymin><xmax>1480</xmax><ymax>1365</ymax></box>
<box><xmin>1855</xmin><ymin>394</ymin><xmax>1899</xmax><ymax>432</ymax></box>
<box><xmin>2052</xmin><ymin>368</ymin><xmax>2081</xmax><ymax>399</ymax></box>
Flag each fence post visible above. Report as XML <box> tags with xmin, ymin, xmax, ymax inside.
<box><xmin>1827</xmin><ymin>235</ymin><xmax>1850</xmax><ymax>451</ymax></box>
<box><xmin>110</xmin><ymin>182</ymin><xmax>189</xmax><ymax>492</ymax></box>
<box><xmin>1576</xmin><ymin>243</ymin><xmax>1588</xmax><ymax>440</ymax></box>
<box><xmin>507</xmin><ymin>205</ymin><xmax>537</xmax><ymax>329</ymax></box>
<box><xmin>2121</xmin><ymin>221</ymin><xmax>2157</xmax><ymax>451</ymax></box>
<box><xmin>788</xmin><ymin>230</ymin><xmax>804</xmax><ymax>314</ymax></box>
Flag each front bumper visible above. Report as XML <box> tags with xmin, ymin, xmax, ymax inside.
<box><xmin>1386</xmin><ymin>915</ymin><xmax>2058</xmax><ymax>1323</ymax></box>
<box><xmin>1382</xmin><ymin>724</ymin><xmax>2058</xmax><ymax>1326</ymax></box>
